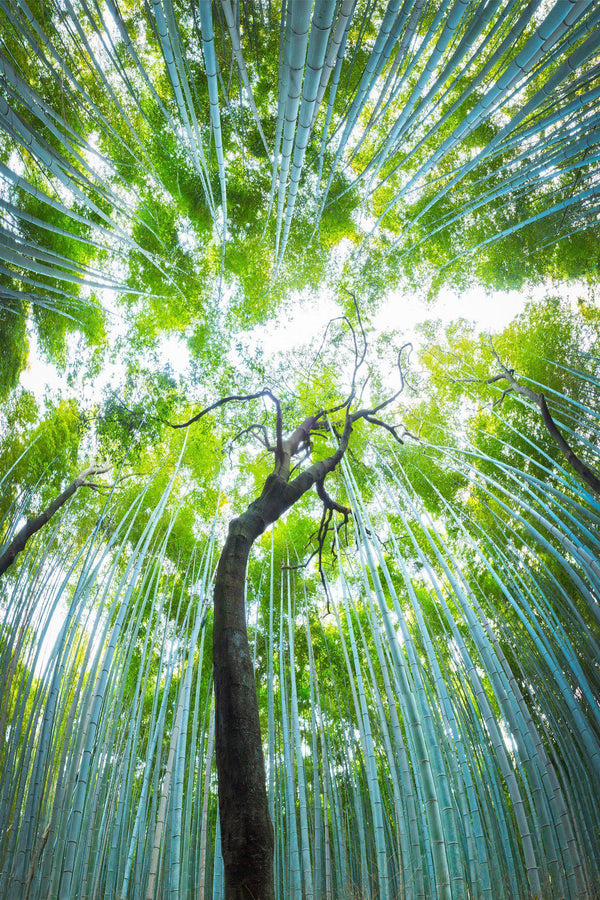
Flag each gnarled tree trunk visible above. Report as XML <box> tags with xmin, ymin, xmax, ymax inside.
<box><xmin>207</xmin><ymin>373</ymin><xmax>400</xmax><ymax>896</ymax></box>
<box><xmin>213</xmin><ymin>503</ymin><xmax>275</xmax><ymax>899</ymax></box>
<box><xmin>212</xmin><ymin>456</ymin><xmax>349</xmax><ymax>897</ymax></box>
<box><xmin>0</xmin><ymin>466</ymin><xmax>109</xmax><ymax>577</ymax></box>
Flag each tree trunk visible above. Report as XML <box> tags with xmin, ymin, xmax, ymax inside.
<box><xmin>212</xmin><ymin>440</ymin><xmax>351</xmax><ymax>896</ymax></box>
<box><xmin>538</xmin><ymin>394</ymin><xmax>600</xmax><ymax>497</ymax></box>
<box><xmin>487</xmin><ymin>357</ymin><xmax>600</xmax><ymax>498</ymax></box>
<box><xmin>0</xmin><ymin>488</ymin><xmax>81</xmax><ymax>576</ymax></box>
<box><xmin>213</xmin><ymin>502</ymin><xmax>276</xmax><ymax>899</ymax></box>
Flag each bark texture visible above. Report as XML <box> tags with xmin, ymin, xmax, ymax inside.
<box><xmin>538</xmin><ymin>394</ymin><xmax>600</xmax><ymax>496</ymax></box>
<box><xmin>213</xmin><ymin>479</ymin><xmax>291</xmax><ymax>899</ymax></box>
<box><xmin>213</xmin><ymin>519</ymin><xmax>273</xmax><ymax>897</ymax></box>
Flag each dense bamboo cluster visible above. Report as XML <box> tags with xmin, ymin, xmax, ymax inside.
<box><xmin>1</xmin><ymin>363</ymin><xmax>599</xmax><ymax>897</ymax></box>
<box><xmin>1</xmin><ymin>0</ymin><xmax>599</xmax><ymax>308</ymax></box>
<box><xmin>1</xmin><ymin>1</ymin><xmax>600</xmax><ymax>897</ymax></box>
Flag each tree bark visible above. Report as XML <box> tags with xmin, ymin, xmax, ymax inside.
<box><xmin>213</xmin><ymin>492</ymin><xmax>281</xmax><ymax>899</ymax></box>
<box><xmin>487</xmin><ymin>356</ymin><xmax>600</xmax><ymax>498</ymax></box>
<box><xmin>212</xmin><ymin>449</ymin><xmax>350</xmax><ymax>897</ymax></box>
<box><xmin>537</xmin><ymin>394</ymin><xmax>600</xmax><ymax>496</ymax></box>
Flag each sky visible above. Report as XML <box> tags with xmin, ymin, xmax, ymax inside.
<box><xmin>19</xmin><ymin>277</ymin><xmax>589</xmax><ymax>407</ymax></box>
<box><xmin>19</xmin><ymin>285</ymin><xmax>522</xmax><ymax>400</ymax></box>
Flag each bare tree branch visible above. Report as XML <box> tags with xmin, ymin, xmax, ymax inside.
<box><xmin>166</xmin><ymin>389</ymin><xmax>282</xmax><ymax>432</ymax></box>
<box><xmin>482</xmin><ymin>345</ymin><xmax>600</xmax><ymax>496</ymax></box>
<box><xmin>292</xmin><ymin>480</ymin><xmax>351</xmax><ymax>613</ymax></box>
<box><xmin>168</xmin><ymin>304</ymin><xmax>414</xmax><ymax>604</ymax></box>
<box><xmin>491</xmin><ymin>386</ymin><xmax>514</xmax><ymax>407</ymax></box>
<box><xmin>230</xmin><ymin>424</ymin><xmax>275</xmax><ymax>451</ymax></box>
<box><xmin>364</xmin><ymin>415</ymin><xmax>405</xmax><ymax>443</ymax></box>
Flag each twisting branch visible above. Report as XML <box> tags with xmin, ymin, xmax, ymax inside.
<box><xmin>173</xmin><ymin>304</ymin><xmax>414</xmax><ymax>610</ymax></box>
<box><xmin>484</xmin><ymin>346</ymin><xmax>600</xmax><ymax>497</ymax></box>
<box><xmin>317</xmin><ymin>291</ymin><xmax>369</xmax><ymax>418</ymax></box>
<box><xmin>338</xmin><ymin>288</ymin><xmax>369</xmax><ymax>411</ymax></box>
<box><xmin>166</xmin><ymin>389</ymin><xmax>282</xmax><ymax>432</ymax></box>
<box><xmin>346</xmin><ymin>343</ymin><xmax>412</xmax><ymax>425</ymax></box>
<box><xmin>287</xmin><ymin>477</ymin><xmax>352</xmax><ymax>612</ymax></box>
<box><xmin>275</xmin><ymin>337</ymin><xmax>415</xmax><ymax>601</ymax></box>
<box><xmin>315</xmin><ymin>477</ymin><xmax>351</xmax><ymax>519</ymax></box>
<box><xmin>314</xmin><ymin>477</ymin><xmax>352</xmax><ymax>610</ymax></box>
<box><xmin>364</xmin><ymin>415</ymin><xmax>406</xmax><ymax>443</ymax></box>
<box><xmin>491</xmin><ymin>386</ymin><xmax>514</xmax><ymax>407</ymax></box>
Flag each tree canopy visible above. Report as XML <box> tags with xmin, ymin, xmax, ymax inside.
<box><xmin>1</xmin><ymin>2</ymin><xmax>600</xmax><ymax>898</ymax></box>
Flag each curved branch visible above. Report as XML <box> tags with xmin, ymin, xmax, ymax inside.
<box><xmin>166</xmin><ymin>389</ymin><xmax>281</xmax><ymax>432</ymax></box>
<box><xmin>230</xmin><ymin>424</ymin><xmax>275</xmax><ymax>451</ymax></box>
<box><xmin>538</xmin><ymin>394</ymin><xmax>600</xmax><ymax>496</ymax></box>
<box><xmin>487</xmin><ymin>348</ymin><xmax>600</xmax><ymax>497</ymax></box>
<box><xmin>364</xmin><ymin>415</ymin><xmax>405</xmax><ymax>443</ymax></box>
<box><xmin>0</xmin><ymin>465</ymin><xmax>110</xmax><ymax>576</ymax></box>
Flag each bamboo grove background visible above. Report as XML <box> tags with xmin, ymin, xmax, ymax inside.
<box><xmin>1</xmin><ymin>360</ymin><xmax>600</xmax><ymax>898</ymax></box>
<box><xmin>1</xmin><ymin>0</ymin><xmax>599</xmax><ymax>313</ymax></box>
<box><xmin>1</xmin><ymin>0</ymin><xmax>600</xmax><ymax>898</ymax></box>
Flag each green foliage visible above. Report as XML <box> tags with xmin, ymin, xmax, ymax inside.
<box><xmin>0</xmin><ymin>392</ymin><xmax>82</xmax><ymax>519</ymax></box>
<box><xmin>0</xmin><ymin>302</ymin><xmax>28</xmax><ymax>400</ymax></box>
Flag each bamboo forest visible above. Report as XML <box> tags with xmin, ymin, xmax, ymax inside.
<box><xmin>1</xmin><ymin>0</ymin><xmax>600</xmax><ymax>897</ymax></box>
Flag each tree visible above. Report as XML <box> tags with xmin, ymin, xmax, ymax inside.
<box><xmin>477</xmin><ymin>347</ymin><xmax>600</xmax><ymax>496</ymax></box>
<box><xmin>415</xmin><ymin>296</ymin><xmax>600</xmax><ymax>497</ymax></box>
<box><xmin>166</xmin><ymin>321</ymin><xmax>409</xmax><ymax>897</ymax></box>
